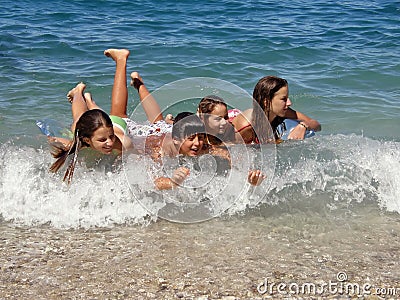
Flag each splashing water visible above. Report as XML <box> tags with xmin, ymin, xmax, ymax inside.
<box><xmin>0</xmin><ymin>133</ymin><xmax>399</xmax><ymax>228</ymax></box>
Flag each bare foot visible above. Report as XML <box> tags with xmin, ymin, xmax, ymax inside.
<box><xmin>104</xmin><ymin>49</ymin><xmax>130</xmax><ymax>62</ymax></box>
<box><xmin>130</xmin><ymin>71</ymin><xmax>144</xmax><ymax>88</ymax></box>
<box><xmin>164</xmin><ymin>114</ymin><xmax>174</xmax><ymax>124</ymax></box>
<box><xmin>67</xmin><ymin>82</ymin><xmax>86</xmax><ymax>103</ymax></box>
<box><xmin>83</xmin><ymin>92</ymin><xmax>99</xmax><ymax>110</ymax></box>
<box><xmin>130</xmin><ymin>71</ymin><xmax>143</xmax><ymax>82</ymax></box>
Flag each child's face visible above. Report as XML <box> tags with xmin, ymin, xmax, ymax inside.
<box><xmin>85</xmin><ymin>126</ymin><xmax>115</xmax><ymax>155</ymax></box>
<box><xmin>176</xmin><ymin>133</ymin><xmax>205</xmax><ymax>156</ymax></box>
<box><xmin>204</xmin><ymin>104</ymin><xmax>229</xmax><ymax>136</ymax></box>
<box><xmin>270</xmin><ymin>86</ymin><xmax>292</xmax><ymax>119</ymax></box>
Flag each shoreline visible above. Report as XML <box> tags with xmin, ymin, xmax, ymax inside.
<box><xmin>1</xmin><ymin>213</ymin><xmax>399</xmax><ymax>299</ymax></box>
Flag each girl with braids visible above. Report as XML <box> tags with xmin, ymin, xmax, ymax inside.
<box><xmin>195</xmin><ymin>95</ymin><xmax>236</xmax><ymax>166</ymax></box>
<box><xmin>130</xmin><ymin>73</ymin><xmax>236</xmax><ymax>151</ymax></box>
<box><xmin>196</xmin><ymin>95</ymin><xmax>236</xmax><ymax>146</ymax></box>
<box><xmin>231</xmin><ymin>76</ymin><xmax>321</xmax><ymax>144</ymax></box>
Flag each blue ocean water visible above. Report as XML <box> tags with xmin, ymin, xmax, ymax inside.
<box><xmin>0</xmin><ymin>0</ymin><xmax>399</xmax><ymax>227</ymax></box>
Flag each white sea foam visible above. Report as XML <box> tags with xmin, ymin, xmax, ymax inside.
<box><xmin>267</xmin><ymin>134</ymin><xmax>400</xmax><ymax>214</ymax></box>
<box><xmin>0</xmin><ymin>134</ymin><xmax>399</xmax><ymax>228</ymax></box>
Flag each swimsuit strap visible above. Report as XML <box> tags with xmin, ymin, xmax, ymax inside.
<box><xmin>110</xmin><ymin>115</ymin><xmax>128</xmax><ymax>133</ymax></box>
<box><xmin>235</xmin><ymin>123</ymin><xmax>252</xmax><ymax>133</ymax></box>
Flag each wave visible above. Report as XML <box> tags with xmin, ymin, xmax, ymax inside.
<box><xmin>0</xmin><ymin>134</ymin><xmax>399</xmax><ymax>228</ymax></box>
<box><xmin>266</xmin><ymin>134</ymin><xmax>400</xmax><ymax>213</ymax></box>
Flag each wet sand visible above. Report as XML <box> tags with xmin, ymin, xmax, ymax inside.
<box><xmin>1</xmin><ymin>211</ymin><xmax>399</xmax><ymax>300</ymax></box>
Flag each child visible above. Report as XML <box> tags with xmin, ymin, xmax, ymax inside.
<box><xmin>49</xmin><ymin>49</ymin><xmax>169</xmax><ymax>184</ymax></box>
<box><xmin>49</xmin><ymin>48</ymin><xmax>135</xmax><ymax>184</ymax></box>
<box><xmin>128</xmin><ymin>71</ymin><xmax>266</xmax><ymax>188</ymax></box>
<box><xmin>154</xmin><ymin>112</ymin><xmax>265</xmax><ymax>190</ymax></box>
<box><xmin>154</xmin><ymin>112</ymin><xmax>206</xmax><ymax>190</ymax></box>
<box><xmin>197</xmin><ymin>95</ymin><xmax>236</xmax><ymax>146</ymax></box>
<box><xmin>231</xmin><ymin>76</ymin><xmax>321</xmax><ymax>144</ymax></box>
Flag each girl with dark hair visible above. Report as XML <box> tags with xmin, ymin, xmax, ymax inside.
<box><xmin>49</xmin><ymin>49</ymin><xmax>177</xmax><ymax>184</ymax></box>
<box><xmin>49</xmin><ymin>48</ymin><xmax>136</xmax><ymax>184</ymax></box>
<box><xmin>127</xmin><ymin>74</ymin><xmax>266</xmax><ymax>189</ymax></box>
<box><xmin>231</xmin><ymin>76</ymin><xmax>321</xmax><ymax>144</ymax></box>
<box><xmin>49</xmin><ymin>108</ymin><xmax>123</xmax><ymax>184</ymax></box>
<box><xmin>154</xmin><ymin>112</ymin><xmax>206</xmax><ymax>189</ymax></box>
<box><xmin>171</xmin><ymin>112</ymin><xmax>207</xmax><ymax>157</ymax></box>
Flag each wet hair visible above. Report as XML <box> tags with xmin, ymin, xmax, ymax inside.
<box><xmin>197</xmin><ymin>95</ymin><xmax>235</xmax><ymax>143</ymax></box>
<box><xmin>49</xmin><ymin>109</ymin><xmax>113</xmax><ymax>184</ymax></box>
<box><xmin>252</xmin><ymin>76</ymin><xmax>288</xmax><ymax>142</ymax></box>
<box><xmin>172</xmin><ymin>112</ymin><xmax>205</xmax><ymax>140</ymax></box>
<box><xmin>197</xmin><ymin>95</ymin><xmax>227</xmax><ymax>115</ymax></box>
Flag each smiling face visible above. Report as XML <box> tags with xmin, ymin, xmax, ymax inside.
<box><xmin>84</xmin><ymin>125</ymin><xmax>116</xmax><ymax>155</ymax></box>
<box><xmin>175</xmin><ymin>133</ymin><xmax>205</xmax><ymax>156</ymax></box>
<box><xmin>203</xmin><ymin>104</ymin><xmax>229</xmax><ymax>136</ymax></box>
<box><xmin>269</xmin><ymin>85</ymin><xmax>292</xmax><ymax>120</ymax></box>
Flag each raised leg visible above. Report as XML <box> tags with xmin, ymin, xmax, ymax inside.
<box><xmin>84</xmin><ymin>92</ymin><xmax>101</xmax><ymax>110</ymax></box>
<box><xmin>67</xmin><ymin>82</ymin><xmax>88</xmax><ymax>132</ymax></box>
<box><xmin>130</xmin><ymin>71</ymin><xmax>163</xmax><ymax>123</ymax></box>
<box><xmin>104</xmin><ymin>49</ymin><xmax>130</xmax><ymax>118</ymax></box>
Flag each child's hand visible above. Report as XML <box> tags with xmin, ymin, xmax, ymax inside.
<box><xmin>47</xmin><ymin>136</ymin><xmax>70</xmax><ymax>150</ymax></box>
<box><xmin>171</xmin><ymin>167</ymin><xmax>190</xmax><ymax>186</ymax></box>
<box><xmin>164</xmin><ymin>114</ymin><xmax>174</xmax><ymax>125</ymax></box>
<box><xmin>248</xmin><ymin>170</ymin><xmax>266</xmax><ymax>186</ymax></box>
<box><xmin>287</xmin><ymin>123</ymin><xmax>307</xmax><ymax>140</ymax></box>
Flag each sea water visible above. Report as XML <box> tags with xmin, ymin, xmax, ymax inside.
<box><xmin>0</xmin><ymin>0</ymin><xmax>399</xmax><ymax>298</ymax></box>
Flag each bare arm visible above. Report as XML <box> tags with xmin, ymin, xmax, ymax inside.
<box><xmin>231</xmin><ymin>109</ymin><xmax>254</xmax><ymax>144</ymax></box>
<box><xmin>47</xmin><ymin>136</ymin><xmax>71</xmax><ymax>149</ymax></box>
<box><xmin>154</xmin><ymin>167</ymin><xmax>190</xmax><ymax>190</ymax></box>
<box><xmin>154</xmin><ymin>177</ymin><xmax>175</xmax><ymax>190</ymax></box>
<box><xmin>285</xmin><ymin>108</ymin><xmax>321</xmax><ymax>131</ymax></box>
